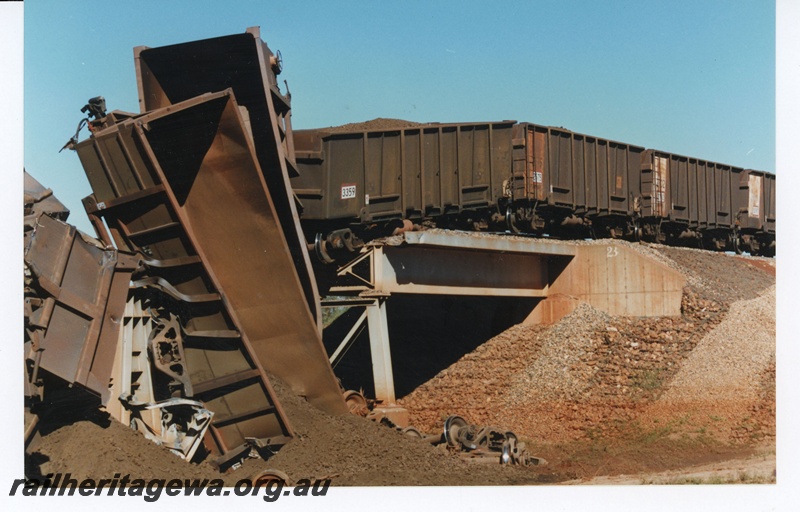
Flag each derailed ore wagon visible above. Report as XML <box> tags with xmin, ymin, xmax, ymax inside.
<box><xmin>59</xmin><ymin>28</ymin><xmax>349</xmax><ymax>469</ymax></box>
<box><xmin>73</xmin><ymin>91</ymin><xmax>307</xmax><ymax>468</ymax></box>
<box><xmin>292</xmin><ymin>122</ymin><xmax>775</xmax><ymax>259</ymax></box>
<box><xmin>24</xmin><ymin>172</ymin><xmax>139</xmax><ymax>445</ymax></box>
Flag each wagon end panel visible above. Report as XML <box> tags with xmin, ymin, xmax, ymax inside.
<box><xmin>489</xmin><ymin>123</ymin><xmax>514</xmax><ymax>209</ymax></box>
<box><xmin>517</xmin><ymin>124</ymin><xmax>548</xmax><ymax>203</ymax></box>
<box><xmin>737</xmin><ymin>170</ymin><xmax>765</xmax><ymax>231</ymax></box>
<box><xmin>764</xmin><ymin>173</ymin><xmax>776</xmax><ymax>234</ymax></box>
<box><xmin>640</xmin><ymin>150</ymin><xmax>669</xmax><ymax>218</ymax></box>
<box><xmin>606</xmin><ymin>142</ymin><xmax>632</xmax><ymax>215</ymax></box>
<box><xmin>292</xmin><ymin>130</ymin><xmax>328</xmax><ymax>220</ymax></box>
<box><xmin>669</xmin><ymin>154</ymin><xmax>691</xmax><ymax>224</ymax></box>
<box><xmin>324</xmin><ymin>133</ymin><xmax>366</xmax><ymax>220</ymax></box>
<box><xmin>713</xmin><ymin>164</ymin><xmax>736</xmax><ymax>229</ymax></box>
<box><xmin>626</xmin><ymin>145</ymin><xmax>645</xmax><ymax>217</ymax></box>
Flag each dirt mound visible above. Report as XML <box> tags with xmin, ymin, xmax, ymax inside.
<box><xmin>27</xmin><ymin>418</ymin><xmax>223</xmax><ymax>483</ymax></box>
<box><xmin>27</xmin><ymin>374</ymin><xmax>549</xmax><ymax>486</ymax></box>
<box><xmin>319</xmin><ymin>118</ymin><xmax>423</xmax><ymax>133</ymax></box>
<box><xmin>660</xmin><ymin>286</ymin><xmax>774</xmax><ymax>401</ymax></box>
<box><xmin>260</xmin><ymin>376</ymin><xmax>544</xmax><ymax>485</ymax></box>
<box><xmin>507</xmin><ymin>303</ymin><xmax>609</xmax><ymax>402</ymax></box>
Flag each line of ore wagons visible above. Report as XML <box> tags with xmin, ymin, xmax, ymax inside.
<box><xmin>290</xmin><ymin>121</ymin><xmax>775</xmax><ymax>256</ymax></box>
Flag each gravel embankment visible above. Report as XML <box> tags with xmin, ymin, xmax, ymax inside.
<box><xmin>661</xmin><ymin>286</ymin><xmax>775</xmax><ymax>402</ymax></box>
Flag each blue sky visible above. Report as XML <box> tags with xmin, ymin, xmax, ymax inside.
<box><xmin>23</xmin><ymin>0</ymin><xmax>775</xmax><ymax>235</ymax></box>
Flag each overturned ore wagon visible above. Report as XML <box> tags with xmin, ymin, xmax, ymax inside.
<box><xmin>24</xmin><ymin>171</ymin><xmax>141</xmax><ymax>454</ymax></box>
<box><xmin>292</xmin><ymin>122</ymin><xmax>775</xmax><ymax>257</ymax></box>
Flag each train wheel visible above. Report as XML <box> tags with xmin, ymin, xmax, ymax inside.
<box><xmin>343</xmin><ymin>390</ymin><xmax>368</xmax><ymax>416</ymax></box>
<box><xmin>401</xmin><ymin>426</ymin><xmax>424</xmax><ymax>439</ymax></box>
<box><xmin>252</xmin><ymin>469</ymin><xmax>291</xmax><ymax>487</ymax></box>
<box><xmin>505</xmin><ymin>206</ymin><xmax>521</xmax><ymax>234</ymax></box>
<box><xmin>634</xmin><ymin>223</ymin><xmax>643</xmax><ymax>243</ymax></box>
<box><xmin>443</xmin><ymin>415</ymin><xmax>470</xmax><ymax>448</ymax></box>
<box><xmin>732</xmin><ymin>234</ymin><xmax>742</xmax><ymax>255</ymax></box>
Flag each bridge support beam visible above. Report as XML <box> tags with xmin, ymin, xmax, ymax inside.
<box><xmin>325</xmin><ymin>230</ymin><xmax>686</xmax><ymax>408</ymax></box>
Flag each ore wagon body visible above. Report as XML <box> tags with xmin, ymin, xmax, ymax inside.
<box><xmin>291</xmin><ymin>121</ymin><xmax>775</xmax><ymax>256</ymax></box>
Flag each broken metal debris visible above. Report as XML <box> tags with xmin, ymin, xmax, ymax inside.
<box><xmin>441</xmin><ymin>415</ymin><xmax>544</xmax><ymax>466</ymax></box>
<box><xmin>23</xmin><ymin>173</ymin><xmax>138</xmax><ymax>450</ymax></box>
<box><xmin>385</xmin><ymin>414</ymin><xmax>545</xmax><ymax>466</ymax></box>
<box><xmin>24</xmin><ymin>211</ymin><xmax>139</xmax><ymax>405</ymax></box>
<box><xmin>24</xmin><ymin>170</ymin><xmax>70</xmax><ymax>222</ymax></box>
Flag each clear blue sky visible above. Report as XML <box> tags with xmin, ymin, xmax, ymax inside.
<box><xmin>24</xmin><ymin>0</ymin><xmax>775</xmax><ymax>235</ymax></box>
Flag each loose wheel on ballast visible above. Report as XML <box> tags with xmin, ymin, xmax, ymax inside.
<box><xmin>401</xmin><ymin>426</ymin><xmax>424</xmax><ymax>439</ymax></box>
<box><xmin>342</xmin><ymin>390</ymin><xmax>368</xmax><ymax>416</ymax></box>
<box><xmin>252</xmin><ymin>469</ymin><xmax>291</xmax><ymax>487</ymax></box>
<box><xmin>443</xmin><ymin>415</ymin><xmax>469</xmax><ymax>448</ymax></box>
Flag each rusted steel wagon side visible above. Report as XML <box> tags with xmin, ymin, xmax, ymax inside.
<box><xmin>293</xmin><ymin>121</ymin><xmax>645</xmax><ymax>244</ymax></box>
<box><xmin>291</xmin><ymin>119</ymin><xmax>777</xmax><ymax>257</ymax></box>
<box><xmin>75</xmin><ymin>88</ymin><xmax>348</xmax><ymax>466</ymax></box>
<box><xmin>25</xmin><ymin>214</ymin><xmax>138</xmax><ymax>402</ymax></box>
<box><xmin>733</xmin><ymin>169</ymin><xmax>776</xmax><ymax>256</ymax></box>
<box><xmin>24</xmin><ymin>173</ymin><xmax>139</xmax><ymax>446</ymax></box>
<box><xmin>293</xmin><ymin>122</ymin><xmax>515</xmax><ymax>229</ymax></box>
<box><xmin>639</xmin><ymin>149</ymin><xmax>743</xmax><ymax>251</ymax></box>
<box><xmin>510</xmin><ymin>123</ymin><xmax>644</xmax><ymax>238</ymax></box>
<box><xmin>134</xmin><ymin>26</ymin><xmax>320</xmax><ymax>328</ymax></box>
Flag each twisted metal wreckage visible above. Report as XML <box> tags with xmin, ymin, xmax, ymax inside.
<box><xmin>24</xmin><ymin>27</ymin><xmax>542</xmax><ymax>471</ymax></box>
